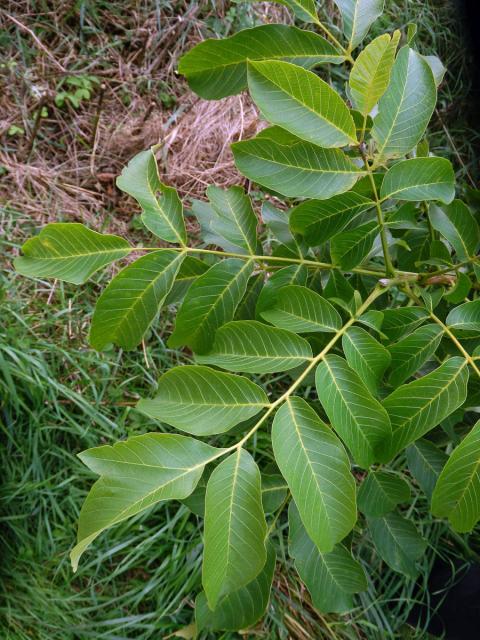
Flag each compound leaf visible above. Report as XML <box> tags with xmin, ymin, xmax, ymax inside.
<box><xmin>315</xmin><ymin>354</ymin><xmax>392</xmax><ymax>468</ymax></box>
<box><xmin>272</xmin><ymin>397</ymin><xmax>356</xmax><ymax>552</ymax></box>
<box><xmin>196</xmin><ymin>320</ymin><xmax>313</xmax><ymax>373</ymax></box>
<box><xmin>203</xmin><ymin>448</ymin><xmax>267</xmax><ymax>609</ymax></box>
<box><xmin>90</xmin><ymin>251</ymin><xmax>185</xmax><ymax>350</ymax></box>
<box><xmin>169</xmin><ymin>258</ymin><xmax>253</xmax><ymax>353</ymax></box>
<box><xmin>14</xmin><ymin>223</ymin><xmax>130</xmax><ymax>285</ymax></box>
<box><xmin>116</xmin><ymin>149</ymin><xmax>186</xmax><ymax>245</ymax></box>
<box><xmin>136</xmin><ymin>365</ymin><xmax>268</xmax><ymax>436</ymax></box>
<box><xmin>357</xmin><ymin>470</ymin><xmax>410</xmax><ymax>517</ymax></box>
<box><xmin>431</xmin><ymin>420</ymin><xmax>480</xmax><ymax>532</ymax></box>
<box><xmin>342</xmin><ymin>326</ymin><xmax>391</xmax><ymax>394</ymax></box>
<box><xmin>71</xmin><ymin>434</ymin><xmax>220</xmax><ymax>571</ymax></box>
<box><xmin>380</xmin><ymin>157</ymin><xmax>455</xmax><ymax>204</ymax></box>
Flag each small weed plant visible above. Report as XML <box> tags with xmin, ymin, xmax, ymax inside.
<box><xmin>15</xmin><ymin>0</ymin><xmax>480</xmax><ymax>633</ymax></box>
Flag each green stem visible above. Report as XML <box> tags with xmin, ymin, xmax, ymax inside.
<box><xmin>313</xmin><ymin>17</ymin><xmax>352</xmax><ymax>62</ymax></box>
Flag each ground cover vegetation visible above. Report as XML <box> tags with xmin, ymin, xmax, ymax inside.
<box><xmin>2</xmin><ymin>1</ymin><xmax>480</xmax><ymax>638</ymax></box>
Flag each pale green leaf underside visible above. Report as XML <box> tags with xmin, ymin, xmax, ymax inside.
<box><xmin>272</xmin><ymin>397</ymin><xmax>356</xmax><ymax>553</ymax></box>
<box><xmin>357</xmin><ymin>470</ymin><xmax>410</xmax><ymax>517</ymax></box>
<box><xmin>334</xmin><ymin>0</ymin><xmax>384</xmax><ymax>48</ymax></box>
<box><xmin>315</xmin><ymin>354</ymin><xmax>392</xmax><ymax>468</ymax></box>
<box><xmin>446</xmin><ymin>300</ymin><xmax>480</xmax><ymax>332</ymax></box>
<box><xmin>380</xmin><ymin>157</ymin><xmax>455</xmax><ymax>204</ymax></box>
<box><xmin>432</xmin><ymin>420</ymin><xmax>480</xmax><ymax>532</ymax></box>
<box><xmin>342</xmin><ymin>326</ymin><xmax>391</xmax><ymax>394</ymax></box>
<box><xmin>248</xmin><ymin>60</ymin><xmax>357</xmax><ymax>148</ymax></box>
<box><xmin>196</xmin><ymin>320</ymin><xmax>313</xmax><ymax>373</ymax></box>
<box><xmin>89</xmin><ymin>250</ymin><xmax>185</xmax><ymax>350</ymax></box>
<box><xmin>196</xmin><ymin>542</ymin><xmax>275</xmax><ymax>632</ymax></box>
<box><xmin>178</xmin><ymin>24</ymin><xmax>343</xmax><ymax>99</ymax></box>
<box><xmin>202</xmin><ymin>448</ymin><xmax>267</xmax><ymax>609</ymax></box>
<box><xmin>261</xmin><ymin>284</ymin><xmax>342</xmax><ymax>333</ymax></box>
<box><xmin>71</xmin><ymin>434</ymin><xmax>220</xmax><ymax>571</ymax></box>
<box><xmin>289</xmin><ymin>502</ymin><xmax>367</xmax><ymax>614</ymax></box>
<box><xmin>116</xmin><ymin>149</ymin><xmax>186</xmax><ymax>245</ymax></box>
<box><xmin>383</xmin><ymin>357</ymin><xmax>469</xmax><ymax>459</ymax></box>
<box><xmin>14</xmin><ymin>223</ymin><xmax>130</xmax><ymax>285</ymax></box>
<box><xmin>232</xmin><ymin>129</ymin><xmax>364</xmax><ymax>200</ymax></box>
<box><xmin>207</xmin><ymin>185</ymin><xmax>259</xmax><ymax>255</ymax></box>
<box><xmin>136</xmin><ymin>365</ymin><xmax>268</xmax><ymax>436</ymax></box>
<box><xmin>429</xmin><ymin>200</ymin><xmax>480</xmax><ymax>261</ymax></box>
<box><xmin>169</xmin><ymin>258</ymin><xmax>253</xmax><ymax>353</ymax></box>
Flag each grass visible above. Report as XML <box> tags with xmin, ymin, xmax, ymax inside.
<box><xmin>2</xmin><ymin>0</ymin><xmax>480</xmax><ymax>638</ymax></box>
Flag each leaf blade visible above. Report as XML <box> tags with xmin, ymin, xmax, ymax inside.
<box><xmin>380</xmin><ymin>157</ymin><xmax>455</xmax><ymax>204</ymax></box>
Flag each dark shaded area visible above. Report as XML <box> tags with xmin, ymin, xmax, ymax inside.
<box><xmin>454</xmin><ymin>0</ymin><xmax>480</xmax><ymax>100</ymax></box>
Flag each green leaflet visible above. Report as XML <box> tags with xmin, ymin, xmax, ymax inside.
<box><xmin>289</xmin><ymin>192</ymin><xmax>375</xmax><ymax>247</ymax></box>
<box><xmin>196</xmin><ymin>543</ymin><xmax>275</xmax><ymax>632</ymax></box>
<box><xmin>136</xmin><ymin>365</ymin><xmax>268</xmax><ymax>436</ymax></box>
<box><xmin>232</xmin><ymin>129</ymin><xmax>364</xmax><ymax>200</ymax></box>
<box><xmin>429</xmin><ymin>200</ymin><xmax>480</xmax><ymax>260</ymax></box>
<box><xmin>383</xmin><ymin>357</ymin><xmax>469</xmax><ymax>459</ymax></box>
<box><xmin>315</xmin><ymin>354</ymin><xmax>392</xmax><ymax>468</ymax></box>
<box><xmin>387</xmin><ymin>324</ymin><xmax>444</xmax><ymax>388</ymax></box>
<box><xmin>431</xmin><ymin>420</ymin><xmax>480</xmax><ymax>532</ymax></box>
<box><xmin>178</xmin><ymin>24</ymin><xmax>343</xmax><ymax>99</ymax></box>
<box><xmin>272</xmin><ymin>398</ymin><xmax>356</xmax><ymax>552</ymax></box>
<box><xmin>116</xmin><ymin>149</ymin><xmax>186</xmax><ymax>245</ymax></box>
<box><xmin>262</xmin><ymin>201</ymin><xmax>303</xmax><ymax>258</ymax></box>
<box><xmin>406</xmin><ymin>438</ymin><xmax>447</xmax><ymax>500</ymax></box>
<box><xmin>349</xmin><ymin>32</ymin><xmax>400</xmax><ymax>116</ymax></box>
<box><xmin>372</xmin><ymin>47</ymin><xmax>437</xmax><ymax>159</ymax></box>
<box><xmin>89</xmin><ymin>251</ymin><xmax>185</xmax><ymax>350</ymax></box>
<box><xmin>202</xmin><ymin>448</ymin><xmax>267</xmax><ymax>609</ymax></box>
<box><xmin>380</xmin><ymin>157</ymin><xmax>455</xmax><ymax>204</ymax></box>
<box><xmin>262</xmin><ymin>474</ymin><xmax>288</xmax><ymax>513</ymax></box>
<box><xmin>330</xmin><ymin>220</ymin><xmax>379</xmax><ymax>270</ymax></box>
<box><xmin>196</xmin><ymin>320</ymin><xmax>313</xmax><ymax>373</ymax></box>
<box><xmin>334</xmin><ymin>0</ymin><xmax>384</xmax><ymax>48</ymax></box>
<box><xmin>206</xmin><ymin>185</ymin><xmax>260</xmax><ymax>255</ymax></box>
<box><xmin>235</xmin><ymin>274</ymin><xmax>265</xmax><ymax>320</ymax></box>
<box><xmin>288</xmin><ymin>503</ymin><xmax>367</xmax><ymax>614</ymax></box>
<box><xmin>169</xmin><ymin>258</ymin><xmax>253</xmax><ymax>353</ymax></box>
<box><xmin>273</xmin><ymin>0</ymin><xmax>318</xmax><ymax>22</ymax></box>
<box><xmin>342</xmin><ymin>326</ymin><xmax>391</xmax><ymax>394</ymax></box>
<box><xmin>70</xmin><ymin>434</ymin><xmax>220</xmax><ymax>571</ymax></box>
<box><xmin>367</xmin><ymin>511</ymin><xmax>427</xmax><ymax>579</ymax></box>
<box><xmin>357</xmin><ymin>470</ymin><xmax>410</xmax><ymax>517</ymax></box>
<box><xmin>248</xmin><ymin>60</ymin><xmax>357</xmax><ymax>148</ymax></box>
<box><xmin>446</xmin><ymin>300</ymin><xmax>480</xmax><ymax>332</ymax></box>
<box><xmin>261</xmin><ymin>285</ymin><xmax>342</xmax><ymax>334</ymax></box>
<box><xmin>14</xmin><ymin>223</ymin><xmax>130</xmax><ymax>285</ymax></box>
<box><xmin>256</xmin><ymin>264</ymin><xmax>308</xmax><ymax>318</ymax></box>
<box><xmin>190</xmin><ymin>200</ymin><xmax>241</xmax><ymax>253</ymax></box>
<box><xmin>381</xmin><ymin>307</ymin><xmax>429</xmax><ymax>341</ymax></box>
<box><xmin>165</xmin><ymin>256</ymin><xmax>209</xmax><ymax>305</ymax></box>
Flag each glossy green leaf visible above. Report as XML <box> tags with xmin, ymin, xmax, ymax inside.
<box><xmin>262</xmin><ymin>474</ymin><xmax>288</xmax><ymax>513</ymax></box>
<box><xmin>383</xmin><ymin>357</ymin><xmax>469</xmax><ymax>458</ymax></box>
<box><xmin>261</xmin><ymin>285</ymin><xmax>342</xmax><ymax>333</ymax></box>
<box><xmin>334</xmin><ymin>0</ymin><xmax>384</xmax><ymax>48</ymax></box>
<box><xmin>272</xmin><ymin>397</ymin><xmax>356</xmax><ymax>552</ymax></box>
<box><xmin>429</xmin><ymin>200</ymin><xmax>480</xmax><ymax>261</ymax></box>
<box><xmin>207</xmin><ymin>185</ymin><xmax>259</xmax><ymax>255</ymax></box>
<box><xmin>116</xmin><ymin>149</ymin><xmax>186</xmax><ymax>245</ymax></box>
<box><xmin>165</xmin><ymin>256</ymin><xmax>209</xmax><ymax>305</ymax></box>
<box><xmin>70</xmin><ymin>434</ymin><xmax>220</xmax><ymax>571</ymax></box>
<box><xmin>136</xmin><ymin>365</ymin><xmax>268</xmax><ymax>436</ymax></box>
<box><xmin>89</xmin><ymin>251</ymin><xmax>185</xmax><ymax>350</ymax></box>
<box><xmin>372</xmin><ymin>47</ymin><xmax>437</xmax><ymax>159</ymax></box>
<box><xmin>342</xmin><ymin>326</ymin><xmax>391</xmax><ymax>394</ymax></box>
<box><xmin>289</xmin><ymin>192</ymin><xmax>374</xmax><ymax>246</ymax></box>
<box><xmin>367</xmin><ymin>511</ymin><xmax>427</xmax><ymax>578</ymax></box>
<box><xmin>381</xmin><ymin>307</ymin><xmax>429</xmax><ymax>341</ymax></box>
<box><xmin>288</xmin><ymin>503</ymin><xmax>367</xmax><ymax>613</ymax></box>
<box><xmin>387</xmin><ymin>324</ymin><xmax>443</xmax><ymax>387</ymax></box>
<box><xmin>423</xmin><ymin>54</ymin><xmax>446</xmax><ymax>87</ymax></box>
<box><xmin>357</xmin><ymin>470</ymin><xmax>410</xmax><ymax>517</ymax></box>
<box><xmin>196</xmin><ymin>320</ymin><xmax>312</xmax><ymax>373</ymax></box>
<box><xmin>235</xmin><ymin>274</ymin><xmax>265</xmax><ymax>320</ymax></box>
<box><xmin>169</xmin><ymin>258</ymin><xmax>253</xmax><ymax>353</ymax></box>
<box><xmin>203</xmin><ymin>448</ymin><xmax>267</xmax><ymax>609</ymax></box>
<box><xmin>315</xmin><ymin>354</ymin><xmax>392</xmax><ymax>468</ymax></box>
<box><xmin>178</xmin><ymin>24</ymin><xmax>343</xmax><ymax>99</ymax></box>
<box><xmin>406</xmin><ymin>438</ymin><xmax>447</xmax><ymax>500</ymax></box>
<box><xmin>196</xmin><ymin>543</ymin><xmax>275</xmax><ymax>632</ymax></box>
<box><xmin>446</xmin><ymin>300</ymin><xmax>480</xmax><ymax>332</ymax></box>
<box><xmin>349</xmin><ymin>31</ymin><xmax>400</xmax><ymax>116</ymax></box>
<box><xmin>380</xmin><ymin>157</ymin><xmax>455</xmax><ymax>204</ymax></box>
<box><xmin>248</xmin><ymin>60</ymin><xmax>357</xmax><ymax>148</ymax></box>
<box><xmin>232</xmin><ymin>130</ymin><xmax>364</xmax><ymax>200</ymax></box>
<box><xmin>432</xmin><ymin>420</ymin><xmax>480</xmax><ymax>532</ymax></box>
<box><xmin>256</xmin><ymin>264</ymin><xmax>308</xmax><ymax>317</ymax></box>
<box><xmin>274</xmin><ymin>0</ymin><xmax>318</xmax><ymax>22</ymax></box>
<box><xmin>330</xmin><ymin>220</ymin><xmax>379</xmax><ymax>270</ymax></box>
<box><xmin>14</xmin><ymin>223</ymin><xmax>130</xmax><ymax>285</ymax></box>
